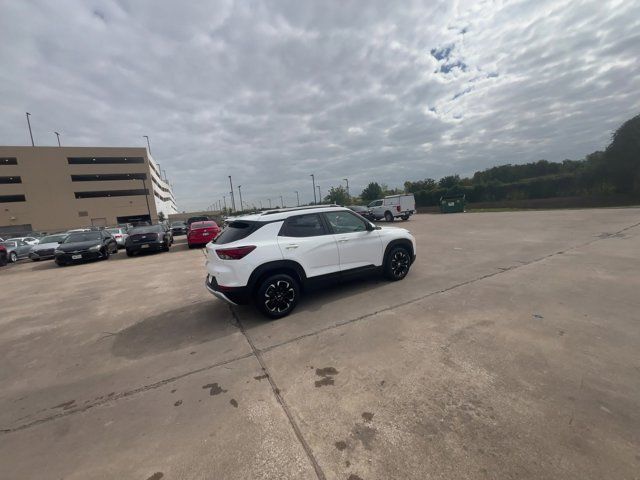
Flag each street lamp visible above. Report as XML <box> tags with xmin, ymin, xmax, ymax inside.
<box><xmin>259</xmin><ymin>200</ymin><xmax>263</xmax><ymax>210</ymax></box>
<box><xmin>295</xmin><ymin>191</ymin><xmax>300</xmax><ymax>206</ymax></box>
<box><xmin>317</xmin><ymin>185</ymin><xmax>321</xmax><ymax>204</ymax></box>
<box><xmin>280</xmin><ymin>195</ymin><xmax>284</xmax><ymax>208</ymax></box>
<box><xmin>343</xmin><ymin>178</ymin><xmax>349</xmax><ymax>201</ymax></box>
<box><xmin>238</xmin><ymin>185</ymin><xmax>243</xmax><ymax>212</ymax></box>
<box><xmin>54</xmin><ymin>132</ymin><xmax>61</xmax><ymax>147</ymax></box>
<box><xmin>268</xmin><ymin>198</ymin><xmax>272</xmax><ymax>208</ymax></box>
<box><xmin>143</xmin><ymin>135</ymin><xmax>151</xmax><ymax>153</ymax></box>
<box><xmin>25</xmin><ymin>112</ymin><xmax>34</xmax><ymax>146</ymax></box>
<box><xmin>310</xmin><ymin>174</ymin><xmax>316</xmax><ymax>204</ymax></box>
<box><xmin>141</xmin><ymin>175</ymin><xmax>152</xmax><ymax>222</ymax></box>
<box><xmin>223</xmin><ymin>195</ymin><xmax>227</xmax><ymax>211</ymax></box>
<box><xmin>228</xmin><ymin>176</ymin><xmax>236</xmax><ymax>212</ymax></box>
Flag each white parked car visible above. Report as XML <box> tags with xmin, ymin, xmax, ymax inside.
<box><xmin>106</xmin><ymin>227</ymin><xmax>129</xmax><ymax>248</ymax></box>
<box><xmin>367</xmin><ymin>194</ymin><xmax>416</xmax><ymax>222</ymax></box>
<box><xmin>205</xmin><ymin>205</ymin><xmax>416</xmax><ymax>318</ymax></box>
<box><xmin>29</xmin><ymin>233</ymin><xmax>68</xmax><ymax>261</ymax></box>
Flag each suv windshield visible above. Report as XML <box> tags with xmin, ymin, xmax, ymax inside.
<box><xmin>64</xmin><ymin>232</ymin><xmax>101</xmax><ymax>243</ymax></box>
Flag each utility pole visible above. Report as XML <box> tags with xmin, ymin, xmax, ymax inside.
<box><xmin>141</xmin><ymin>176</ymin><xmax>152</xmax><ymax>222</ymax></box>
<box><xmin>238</xmin><ymin>185</ymin><xmax>243</xmax><ymax>211</ymax></box>
<box><xmin>317</xmin><ymin>185</ymin><xmax>321</xmax><ymax>204</ymax></box>
<box><xmin>268</xmin><ymin>198</ymin><xmax>272</xmax><ymax>208</ymax></box>
<box><xmin>343</xmin><ymin>178</ymin><xmax>349</xmax><ymax>202</ymax></box>
<box><xmin>310</xmin><ymin>174</ymin><xmax>316</xmax><ymax>204</ymax></box>
<box><xmin>228</xmin><ymin>176</ymin><xmax>236</xmax><ymax>212</ymax></box>
<box><xmin>143</xmin><ymin>135</ymin><xmax>151</xmax><ymax>153</ymax></box>
<box><xmin>295</xmin><ymin>191</ymin><xmax>300</xmax><ymax>206</ymax></box>
<box><xmin>25</xmin><ymin>112</ymin><xmax>34</xmax><ymax>146</ymax></box>
<box><xmin>280</xmin><ymin>195</ymin><xmax>284</xmax><ymax>208</ymax></box>
<box><xmin>223</xmin><ymin>195</ymin><xmax>227</xmax><ymax>211</ymax></box>
<box><xmin>54</xmin><ymin>132</ymin><xmax>61</xmax><ymax>147</ymax></box>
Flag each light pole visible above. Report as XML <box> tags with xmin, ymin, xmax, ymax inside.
<box><xmin>223</xmin><ymin>195</ymin><xmax>227</xmax><ymax>211</ymax></box>
<box><xmin>141</xmin><ymin>175</ymin><xmax>152</xmax><ymax>222</ymax></box>
<box><xmin>228</xmin><ymin>176</ymin><xmax>236</xmax><ymax>212</ymax></box>
<box><xmin>310</xmin><ymin>174</ymin><xmax>316</xmax><ymax>204</ymax></box>
<box><xmin>259</xmin><ymin>200</ymin><xmax>263</xmax><ymax>210</ymax></box>
<box><xmin>54</xmin><ymin>131</ymin><xmax>61</xmax><ymax>147</ymax></box>
<box><xmin>268</xmin><ymin>198</ymin><xmax>272</xmax><ymax>208</ymax></box>
<box><xmin>280</xmin><ymin>195</ymin><xmax>284</xmax><ymax>208</ymax></box>
<box><xmin>25</xmin><ymin>112</ymin><xmax>34</xmax><ymax>146</ymax></box>
<box><xmin>238</xmin><ymin>185</ymin><xmax>243</xmax><ymax>212</ymax></box>
<box><xmin>343</xmin><ymin>178</ymin><xmax>349</xmax><ymax>202</ymax></box>
<box><xmin>317</xmin><ymin>185</ymin><xmax>321</xmax><ymax>204</ymax></box>
<box><xmin>295</xmin><ymin>191</ymin><xmax>300</xmax><ymax>206</ymax></box>
<box><xmin>143</xmin><ymin>135</ymin><xmax>151</xmax><ymax>153</ymax></box>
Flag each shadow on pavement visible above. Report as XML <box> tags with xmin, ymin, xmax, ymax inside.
<box><xmin>111</xmin><ymin>300</ymin><xmax>235</xmax><ymax>359</ymax></box>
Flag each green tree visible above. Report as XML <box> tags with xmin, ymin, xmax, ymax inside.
<box><xmin>438</xmin><ymin>175</ymin><xmax>461</xmax><ymax>189</ymax></box>
<box><xmin>324</xmin><ymin>185</ymin><xmax>350</xmax><ymax>205</ymax></box>
<box><xmin>603</xmin><ymin>114</ymin><xmax>640</xmax><ymax>193</ymax></box>
<box><xmin>360</xmin><ymin>182</ymin><xmax>383</xmax><ymax>202</ymax></box>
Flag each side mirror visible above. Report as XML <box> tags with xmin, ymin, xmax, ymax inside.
<box><xmin>366</xmin><ymin>222</ymin><xmax>375</xmax><ymax>231</ymax></box>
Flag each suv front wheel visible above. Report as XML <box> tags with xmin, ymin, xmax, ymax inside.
<box><xmin>384</xmin><ymin>246</ymin><xmax>412</xmax><ymax>281</ymax></box>
<box><xmin>256</xmin><ymin>273</ymin><xmax>300</xmax><ymax>319</ymax></box>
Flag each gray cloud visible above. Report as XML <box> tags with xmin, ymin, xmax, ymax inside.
<box><xmin>1</xmin><ymin>0</ymin><xmax>639</xmax><ymax>210</ymax></box>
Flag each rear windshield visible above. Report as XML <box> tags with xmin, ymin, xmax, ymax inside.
<box><xmin>193</xmin><ymin>221</ymin><xmax>218</xmax><ymax>229</ymax></box>
<box><xmin>188</xmin><ymin>216</ymin><xmax>209</xmax><ymax>224</ymax></box>
<box><xmin>130</xmin><ymin>225</ymin><xmax>162</xmax><ymax>234</ymax></box>
<box><xmin>213</xmin><ymin>221</ymin><xmax>262</xmax><ymax>244</ymax></box>
<box><xmin>64</xmin><ymin>232</ymin><xmax>101</xmax><ymax>243</ymax></box>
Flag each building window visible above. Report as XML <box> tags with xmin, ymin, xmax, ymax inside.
<box><xmin>0</xmin><ymin>157</ymin><xmax>18</xmax><ymax>165</ymax></box>
<box><xmin>0</xmin><ymin>194</ymin><xmax>26</xmax><ymax>203</ymax></box>
<box><xmin>74</xmin><ymin>189</ymin><xmax>149</xmax><ymax>199</ymax></box>
<box><xmin>78</xmin><ymin>211</ymin><xmax>89</xmax><ymax>217</ymax></box>
<box><xmin>70</xmin><ymin>173</ymin><xmax>147</xmax><ymax>181</ymax></box>
<box><xmin>0</xmin><ymin>176</ymin><xmax>22</xmax><ymax>184</ymax></box>
<box><xmin>67</xmin><ymin>157</ymin><xmax>145</xmax><ymax>165</ymax></box>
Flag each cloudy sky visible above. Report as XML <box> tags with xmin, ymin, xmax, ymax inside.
<box><xmin>1</xmin><ymin>0</ymin><xmax>639</xmax><ymax>210</ymax></box>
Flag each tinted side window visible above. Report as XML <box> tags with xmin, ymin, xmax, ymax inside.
<box><xmin>280</xmin><ymin>214</ymin><xmax>326</xmax><ymax>238</ymax></box>
<box><xmin>324</xmin><ymin>211</ymin><xmax>367</xmax><ymax>234</ymax></box>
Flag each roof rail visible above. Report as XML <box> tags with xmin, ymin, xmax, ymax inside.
<box><xmin>260</xmin><ymin>204</ymin><xmax>341</xmax><ymax>216</ymax></box>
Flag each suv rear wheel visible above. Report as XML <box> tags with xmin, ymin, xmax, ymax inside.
<box><xmin>384</xmin><ymin>246</ymin><xmax>411</xmax><ymax>281</ymax></box>
<box><xmin>256</xmin><ymin>273</ymin><xmax>300</xmax><ymax>319</ymax></box>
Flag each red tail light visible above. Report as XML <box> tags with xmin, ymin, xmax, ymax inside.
<box><xmin>396</xmin><ymin>205</ymin><xmax>401</xmax><ymax>212</ymax></box>
<box><xmin>216</xmin><ymin>245</ymin><xmax>256</xmax><ymax>260</ymax></box>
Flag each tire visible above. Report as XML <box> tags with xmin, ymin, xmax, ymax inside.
<box><xmin>163</xmin><ymin>239</ymin><xmax>170</xmax><ymax>251</ymax></box>
<box><xmin>32</xmin><ymin>258</ymin><xmax>40</xmax><ymax>262</ymax></box>
<box><xmin>55</xmin><ymin>259</ymin><xmax>65</xmax><ymax>267</ymax></box>
<box><xmin>401</xmin><ymin>215</ymin><xmax>409</xmax><ymax>221</ymax></box>
<box><xmin>255</xmin><ymin>273</ymin><xmax>300</xmax><ymax>319</ymax></box>
<box><xmin>384</xmin><ymin>211</ymin><xmax>394</xmax><ymax>222</ymax></box>
<box><xmin>126</xmin><ymin>249</ymin><xmax>134</xmax><ymax>257</ymax></box>
<box><xmin>384</xmin><ymin>246</ymin><xmax>412</xmax><ymax>281</ymax></box>
<box><xmin>9</xmin><ymin>251</ymin><xmax>18</xmax><ymax>263</ymax></box>
<box><xmin>103</xmin><ymin>247</ymin><xmax>110</xmax><ymax>260</ymax></box>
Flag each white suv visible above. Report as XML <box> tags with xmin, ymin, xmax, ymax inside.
<box><xmin>204</xmin><ymin>205</ymin><xmax>416</xmax><ymax>318</ymax></box>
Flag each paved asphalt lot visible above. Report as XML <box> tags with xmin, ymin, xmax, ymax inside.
<box><xmin>1</xmin><ymin>208</ymin><xmax>639</xmax><ymax>480</ymax></box>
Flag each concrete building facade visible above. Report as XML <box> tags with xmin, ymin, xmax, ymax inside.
<box><xmin>0</xmin><ymin>146</ymin><xmax>177</xmax><ymax>234</ymax></box>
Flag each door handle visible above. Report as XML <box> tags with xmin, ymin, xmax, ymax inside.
<box><xmin>286</xmin><ymin>244</ymin><xmax>299</xmax><ymax>249</ymax></box>
<box><xmin>338</xmin><ymin>238</ymin><xmax>349</xmax><ymax>243</ymax></box>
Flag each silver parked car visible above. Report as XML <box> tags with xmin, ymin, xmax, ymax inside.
<box><xmin>29</xmin><ymin>233</ymin><xmax>69</xmax><ymax>261</ymax></box>
<box><xmin>1</xmin><ymin>240</ymin><xmax>33</xmax><ymax>262</ymax></box>
<box><xmin>7</xmin><ymin>236</ymin><xmax>40</xmax><ymax>246</ymax></box>
<box><xmin>106</xmin><ymin>227</ymin><xmax>129</xmax><ymax>249</ymax></box>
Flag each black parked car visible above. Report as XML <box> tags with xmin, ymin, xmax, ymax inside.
<box><xmin>125</xmin><ymin>225</ymin><xmax>173</xmax><ymax>257</ymax></box>
<box><xmin>55</xmin><ymin>230</ymin><xmax>118</xmax><ymax>266</ymax></box>
<box><xmin>347</xmin><ymin>205</ymin><xmax>374</xmax><ymax>221</ymax></box>
<box><xmin>170</xmin><ymin>220</ymin><xmax>188</xmax><ymax>235</ymax></box>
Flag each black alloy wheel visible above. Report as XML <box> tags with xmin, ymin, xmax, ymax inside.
<box><xmin>384</xmin><ymin>246</ymin><xmax>411</xmax><ymax>281</ymax></box>
<box><xmin>256</xmin><ymin>274</ymin><xmax>300</xmax><ymax>319</ymax></box>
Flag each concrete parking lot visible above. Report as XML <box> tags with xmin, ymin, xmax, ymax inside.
<box><xmin>1</xmin><ymin>208</ymin><xmax>639</xmax><ymax>480</ymax></box>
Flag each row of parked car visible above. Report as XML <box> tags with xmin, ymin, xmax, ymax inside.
<box><xmin>0</xmin><ymin>217</ymin><xmax>224</xmax><ymax>268</ymax></box>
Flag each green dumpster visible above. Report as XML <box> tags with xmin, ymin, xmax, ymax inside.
<box><xmin>440</xmin><ymin>194</ymin><xmax>465</xmax><ymax>213</ymax></box>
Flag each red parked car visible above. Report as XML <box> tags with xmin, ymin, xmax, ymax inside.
<box><xmin>0</xmin><ymin>244</ymin><xmax>7</xmax><ymax>267</ymax></box>
<box><xmin>187</xmin><ymin>221</ymin><xmax>220</xmax><ymax>248</ymax></box>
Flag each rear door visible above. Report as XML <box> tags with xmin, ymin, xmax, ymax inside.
<box><xmin>277</xmin><ymin>213</ymin><xmax>340</xmax><ymax>278</ymax></box>
<box><xmin>322</xmin><ymin>210</ymin><xmax>383</xmax><ymax>271</ymax></box>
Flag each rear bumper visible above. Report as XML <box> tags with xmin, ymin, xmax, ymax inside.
<box><xmin>205</xmin><ymin>275</ymin><xmax>250</xmax><ymax>305</ymax></box>
<box><xmin>126</xmin><ymin>242</ymin><xmax>165</xmax><ymax>252</ymax></box>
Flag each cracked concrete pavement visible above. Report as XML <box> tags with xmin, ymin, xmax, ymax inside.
<box><xmin>1</xmin><ymin>208</ymin><xmax>639</xmax><ymax>479</ymax></box>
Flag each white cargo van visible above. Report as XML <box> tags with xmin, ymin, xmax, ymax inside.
<box><xmin>367</xmin><ymin>194</ymin><xmax>416</xmax><ymax>222</ymax></box>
